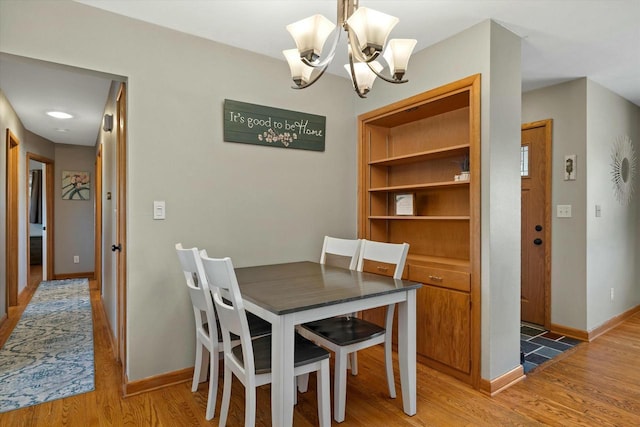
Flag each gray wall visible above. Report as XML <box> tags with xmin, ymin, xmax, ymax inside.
<box><xmin>355</xmin><ymin>20</ymin><xmax>523</xmax><ymax>381</ymax></box>
<box><xmin>54</xmin><ymin>144</ymin><xmax>96</xmax><ymax>274</ymax></box>
<box><xmin>523</xmin><ymin>79</ymin><xmax>589</xmax><ymax>329</ymax></box>
<box><xmin>0</xmin><ymin>0</ymin><xmax>357</xmax><ymax>380</ymax></box>
<box><xmin>585</xmin><ymin>80</ymin><xmax>640</xmax><ymax>330</ymax></box>
<box><xmin>522</xmin><ymin>78</ymin><xmax>640</xmax><ymax>333</ymax></box>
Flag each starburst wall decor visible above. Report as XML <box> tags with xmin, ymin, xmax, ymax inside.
<box><xmin>610</xmin><ymin>135</ymin><xmax>636</xmax><ymax>205</ymax></box>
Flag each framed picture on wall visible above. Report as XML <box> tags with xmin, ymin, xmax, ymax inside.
<box><xmin>62</xmin><ymin>170</ymin><xmax>90</xmax><ymax>200</ymax></box>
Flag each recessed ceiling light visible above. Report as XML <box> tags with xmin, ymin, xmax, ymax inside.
<box><xmin>47</xmin><ymin>111</ymin><xmax>73</xmax><ymax>119</ymax></box>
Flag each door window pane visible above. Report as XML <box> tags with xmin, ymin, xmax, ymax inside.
<box><xmin>521</xmin><ymin>145</ymin><xmax>529</xmax><ymax>177</ymax></box>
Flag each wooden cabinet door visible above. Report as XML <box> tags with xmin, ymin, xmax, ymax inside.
<box><xmin>418</xmin><ymin>285</ymin><xmax>471</xmax><ymax>374</ymax></box>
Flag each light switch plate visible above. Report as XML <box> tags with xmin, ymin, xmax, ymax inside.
<box><xmin>595</xmin><ymin>204</ymin><xmax>602</xmax><ymax>217</ymax></box>
<box><xmin>557</xmin><ymin>204</ymin><xmax>572</xmax><ymax>218</ymax></box>
<box><xmin>153</xmin><ymin>201</ymin><xmax>166</xmax><ymax>220</ymax></box>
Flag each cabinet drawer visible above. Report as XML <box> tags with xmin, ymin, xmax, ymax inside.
<box><xmin>409</xmin><ymin>265</ymin><xmax>470</xmax><ymax>292</ymax></box>
<box><xmin>362</xmin><ymin>259</ymin><xmax>397</xmax><ymax>277</ymax></box>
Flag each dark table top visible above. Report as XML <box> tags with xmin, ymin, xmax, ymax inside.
<box><xmin>235</xmin><ymin>261</ymin><xmax>421</xmax><ymax>315</ymax></box>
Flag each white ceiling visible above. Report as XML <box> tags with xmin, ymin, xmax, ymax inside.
<box><xmin>1</xmin><ymin>1</ymin><xmax>639</xmax><ymax>146</ymax></box>
<box><xmin>0</xmin><ymin>54</ymin><xmax>114</xmax><ymax>146</ymax></box>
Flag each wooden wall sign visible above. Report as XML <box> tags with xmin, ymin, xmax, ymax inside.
<box><xmin>223</xmin><ymin>99</ymin><xmax>325</xmax><ymax>151</ymax></box>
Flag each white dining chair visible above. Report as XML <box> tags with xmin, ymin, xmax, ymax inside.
<box><xmin>175</xmin><ymin>243</ymin><xmax>220</xmax><ymax>420</ymax></box>
<box><xmin>200</xmin><ymin>253</ymin><xmax>331</xmax><ymax>427</ymax></box>
<box><xmin>319</xmin><ymin>236</ymin><xmax>361</xmax><ymax>373</ymax></box>
<box><xmin>175</xmin><ymin>243</ymin><xmax>271</xmax><ymax>421</ymax></box>
<box><xmin>298</xmin><ymin>239</ymin><xmax>409</xmax><ymax>422</ymax></box>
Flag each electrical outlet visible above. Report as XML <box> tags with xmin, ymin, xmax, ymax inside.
<box><xmin>610</xmin><ymin>288</ymin><xmax>614</xmax><ymax>302</ymax></box>
<box><xmin>73</xmin><ymin>255</ymin><xmax>79</xmax><ymax>264</ymax></box>
<box><xmin>557</xmin><ymin>204</ymin><xmax>572</xmax><ymax>218</ymax></box>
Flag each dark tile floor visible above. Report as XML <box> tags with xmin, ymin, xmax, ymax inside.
<box><xmin>520</xmin><ymin>323</ymin><xmax>582</xmax><ymax>374</ymax></box>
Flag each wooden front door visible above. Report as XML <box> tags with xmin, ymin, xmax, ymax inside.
<box><xmin>521</xmin><ymin>120</ymin><xmax>552</xmax><ymax>327</ymax></box>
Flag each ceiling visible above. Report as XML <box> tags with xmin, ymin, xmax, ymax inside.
<box><xmin>1</xmin><ymin>1</ymin><xmax>639</xmax><ymax>146</ymax></box>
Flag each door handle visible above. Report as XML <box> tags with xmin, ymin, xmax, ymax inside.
<box><xmin>533</xmin><ymin>238</ymin><xmax>543</xmax><ymax>245</ymax></box>
<box><xmin>111</xmin><ymin>244</ymin><xmax>122</xmax><ymax>252</ymax></box>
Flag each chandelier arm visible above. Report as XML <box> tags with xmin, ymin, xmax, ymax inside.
<box><xmin>301</xmin><ymin>26</ymin><xmax>342</xmax><ymax>69</ymax></box>
<box><xmin>348</xmin><ymin>51</ymin><xmax>367</xmax><ymax>99</ymax></box>
<box><xmin>291</xmin><ymin>61</ymin><xmax>330</xmax><ymax>90</ymax></box>
<box><xmin>365</xmin><ymin>61</ymin><xmax>409</xmax><ymax>84</ymax></box>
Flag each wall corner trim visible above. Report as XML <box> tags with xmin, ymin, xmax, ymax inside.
<box><xmin>124</xmin><ymin>368</ymin><xmax>193</xmax><ymax>397</ymax></box>
<box><xmin>479</xmin><ymin>365</ymin><xmax>525</xmax><ymax>396</ymax></box>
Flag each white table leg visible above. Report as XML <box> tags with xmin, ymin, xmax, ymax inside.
<box><xmin>398</xmin><ymin>289</ymin><xmax>417</xmax><ymax>416</ymax></box>
<box><xmin>271</xmin><ymin>314</ymin><xmax>296</xmax><ymax>426</ymax></box>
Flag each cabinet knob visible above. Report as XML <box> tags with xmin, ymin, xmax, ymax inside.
<box><xmin>428</xmin><ymin>275</ymin><xmax>443</xmax><ymax>282</ymax></box>
<box><xmin>533</xmin><ymin>238</ymin><xmax>543</xmax><ymax>246</ymax></box>
<box><xmin>376</xmin><ymin>266</ymin><xmax>388</xmax><ymax>272</ymax></box>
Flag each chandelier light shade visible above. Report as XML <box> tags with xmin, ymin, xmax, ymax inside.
<box><xmin>283</xmin><ymin>0</ymin><xmax>417</xmax><ymax>98</ymax></box>
<box><xmin>346</xmin><ymin>7</ymin><xmax>398</xmax><ymax>58</ymax></box>
<box><xmin>286</xmin><ymin>14</ymin><xmax>336</xmax><ymax>62</ymax></box>
<box><xmin>383</xmin><ymin>39</ymin><xmax>418</xmax><ymax>80</ymax></box>
<box><xmin>345</xmin><ymin>60</ymin><xmax>383</xmax><ymax>96</ymax></box>
<box><xmin>283</xmin><ymin>49</ymin><xmax>314</xmax><ymax>86</ymax></box>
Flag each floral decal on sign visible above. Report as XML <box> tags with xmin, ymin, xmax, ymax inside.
<box><xmin>257</xmin><ymin>129</ymin><xmax>298</xmax><ymax>147</ymax></box>
<box><xmin>62</xmin><ymin>170</ymin><xmax>90</xmax><ymax>200</ymax></box>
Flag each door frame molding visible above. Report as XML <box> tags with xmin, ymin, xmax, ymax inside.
<box><xmin>5</xmin><ymin>129</ymin><xmax>19</xmax><ymax>308</ymax></box>
<box><xmin>25</xmin><ymin>153</ymin><xmax>55</xmax><ymax>285</ymax></box>
<box><xmin>115</xmin><ymin>83</ymin><xmax>128</xmax><ymax>391</ymax></box>
<box><xmin>522</xmin><ymin>119</ymin><xmax>553</xmax><ymax>329</ymax></box>
<box><xmin>95</xmin><ymin>145</ymin><xmax>102</xmax><ymax>292</ymax></box>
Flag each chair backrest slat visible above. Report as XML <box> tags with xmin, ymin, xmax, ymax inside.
<box><xmin>320</xmin><ymin>236</ymin><xmax>361</xmax><ymax>270</ymax></box>
<box><xmin>357</xmin><ymin>240</ymin><xmax>410</xmax><ymax>280</ymax></box>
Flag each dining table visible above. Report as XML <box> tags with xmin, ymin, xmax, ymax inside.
<box><xmin>234</xmin><ymin>261</ymin><xmax>422</xmax><ymax>426</ymax></box>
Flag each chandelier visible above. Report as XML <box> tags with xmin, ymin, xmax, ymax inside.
<box><xmin>283</xmin><ymin>0</ymin><xmax>417</xmax><ymax>98</ymax></box>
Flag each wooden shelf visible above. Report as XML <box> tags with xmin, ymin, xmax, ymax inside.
<box><xmin>369</xmin><ymin>144</ymin><xmax>470</xmax><ymax>167</ymax></box>
<box><xmin>369</xmin><ymin>180</ymin><xmax>469</xmax><ymax>193</ymax></box>
<box><xmin>358</xmin><ymin>74</ymin><xmax>480</xmax><ymax>387</ymax></box>
<box><xmin>369</xmin><ymin>215</ymin><xmax>470</xmax><ymax>221</ymax></box>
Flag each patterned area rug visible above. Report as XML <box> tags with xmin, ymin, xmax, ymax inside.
<box><xmin>0</xmin><ymin>278</ymin><xmax>95</xmax><ymax>413</ymax></box>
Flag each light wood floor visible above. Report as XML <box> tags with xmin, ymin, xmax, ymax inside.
<box><xmin>1</xmin><ymin>280</ymin><xmax>639</xmax><ymax>426</ymax></box>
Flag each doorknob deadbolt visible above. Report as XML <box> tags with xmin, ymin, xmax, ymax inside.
<box><xmin>535</xmin><ymin>225</ymin><xmax>543</xmax><ymax>231</ymax></box>
<box><xmin>533</xmin><ymin>238</ymin><xmax>543</xmax><ymax>245</ymax></box>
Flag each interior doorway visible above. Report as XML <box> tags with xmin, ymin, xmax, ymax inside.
<box><xmin>26</xmin><ymin>154</ymin><xmax>55</xmax><ymax>288</ymax></box>
<box><xmin>521</xmin><ymin>120</ymin><xmax>552</xmax><ymax>328</ymax></box>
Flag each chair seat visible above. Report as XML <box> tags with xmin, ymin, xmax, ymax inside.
<box><xmin>231</xmin><ymin>333</ymin><xmax>330</xmax><ymax>375</ymax></box>
<box><xmin>301</xmin><ymin>316</ymin><xmax>385</xmax><ymax>346</ymax></box>
<box><xmin>203</xmin><ymin>313</ymin><xmax>271</xmax><ymax>343</ymax></box>
<box><xmin>247</xmin><ymin>311</ymin><xmax>272</xmax><ymax>337</ymax></box>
